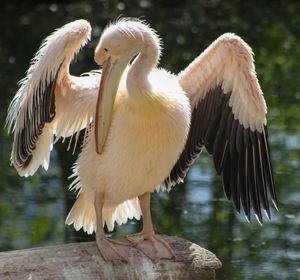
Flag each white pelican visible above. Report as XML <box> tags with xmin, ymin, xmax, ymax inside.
<box><xmin>7</xmin><ymin>19</ymin><xmax>277</xmax><ymax>262</ymax></box>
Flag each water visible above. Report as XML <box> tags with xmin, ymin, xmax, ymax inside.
<box><xmin>1</xmin><ymin>2</ymin><xmax>300</xmax><ymax>279</ymax></box>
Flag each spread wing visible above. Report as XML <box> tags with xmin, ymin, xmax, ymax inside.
<box><xmin>6</xmin><ymin>20</ymin><xmax>99</xmax><ymax>177</ymax></box>
<box><xmin>164</xmin><ymin>33</ymin><xmax>277</xmax><ymax>223</ymax></box>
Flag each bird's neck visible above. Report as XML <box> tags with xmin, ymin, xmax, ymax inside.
<box><xmin>126</xmin><ymin>38</ymin><xmax>160</xmax><ymax>102</ymax></box>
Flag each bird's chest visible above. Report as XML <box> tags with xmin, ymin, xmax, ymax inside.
<box><xmin>109</xmin><ymin>102</ymin><xmax>184</xmax><ymax>167</ymax></box>
<box><xmin>101</xmin><ymin>93</ymin><xmax>190</xmax><ymax>198</ymax></box>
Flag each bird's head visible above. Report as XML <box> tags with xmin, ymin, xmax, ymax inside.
<box><xmin>94</xmin><ymin>19</ymin><xmax>160</xmax><ymax>64</ymax></box>
<box><xmin>94</xmin><ymin>19</ymin><xmax>160</xmax><ymax>154</ymax></box>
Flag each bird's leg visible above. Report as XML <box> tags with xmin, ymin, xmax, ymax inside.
<box><xmin>127</xmin><ymin>192</ymin><xmax>176</xmax><ymax>262</ymax></box>
<box><xmin>94</xmin><ymin>191</ymin><xmax>130</xmax><ymax>262</ymax></box>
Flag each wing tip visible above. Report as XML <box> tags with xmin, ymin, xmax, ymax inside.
<box><xmin>272</xmin><ymin>199</ymin><xmax>279</xmax><ymax>212</ymax></box>
<box><xmin>254</xmin><ymin>214</ymin><xmax>263</xmax><ymax>226</ymax></box>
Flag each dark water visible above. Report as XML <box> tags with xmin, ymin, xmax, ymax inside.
<box><xmin>0</xmin><ymin>1</ymin><xmax>300</xmax><ymax>279</ymax></box>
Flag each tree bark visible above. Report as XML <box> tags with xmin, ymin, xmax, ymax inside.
<box><xmin>0</xmin><ymin>235</ymin><xmax>222</xmax><ymax>280</ymax></box>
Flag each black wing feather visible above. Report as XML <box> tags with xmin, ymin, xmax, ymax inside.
<box><xmin>222</xmin><ymin>155</ymin><xmax>231</xmax><ymax>200</ymax></box>
<box><xmin>213</xmin><ymin>103</ymin><xmax>230</xmax><ymax>174</ymax></box>
<box><xmin>13</xmin><ymin>66</ymin><xmax>61</xmax><ymax>169</ymax></box>
<box><xmin>164</xmin><ymin>85</ymin><xmax>277</xmax><ymax>223</ymax></box>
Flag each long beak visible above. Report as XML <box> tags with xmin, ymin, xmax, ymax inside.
<box><xmin>95</xmin><ymin>54</ymin><xmax>131</xmax><ymax>154</ymax></box>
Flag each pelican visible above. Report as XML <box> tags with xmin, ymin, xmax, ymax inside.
<box><xmin>7</xmin><ymin>18</ymin><xmax>277</xmax><ymax>262</ymax></box>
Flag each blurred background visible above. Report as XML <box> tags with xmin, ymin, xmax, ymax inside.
<box><xmin>0</xmin><ymin>1</ymin><xmax>299</xmax><ymax>279</ymax></box>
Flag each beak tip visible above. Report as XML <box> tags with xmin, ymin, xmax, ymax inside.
<box><xmin>96</xmin><ymin>147</ymin><xmax>103</xmax><ymax>155</ymax></box>
<box><xmin>95</xmin><ymin>136</ymin><xmax>104</xmax><ymax>155</ymax></box>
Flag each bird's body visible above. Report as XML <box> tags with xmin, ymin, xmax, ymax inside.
<box><xmin>68</xmin><ymin>68</ymin><xmax>190</xmax><ymax>232</ymax></box>
<box><xmin>7</xmin><ymin>18</ymin><xmax>277</xmax><ymax>262</ymax></box>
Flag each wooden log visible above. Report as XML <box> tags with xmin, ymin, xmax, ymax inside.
<box><xmin>0</xmin><ymin>235</ymin><xmax>222</xmax><ymax>280</ymax></box>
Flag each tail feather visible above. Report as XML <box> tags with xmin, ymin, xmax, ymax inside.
<box><xmin>65</xmin><ymin>193</ymin><xmax>96</xmax><ymax>234</ymax></box>
<box><xmin>104</xmin><ymin>198</ymin><xmax>142</xmax><ymax>231</ymax></box>
<box><xmin>66</xmin><ymin>194</ymin><xmax>142</xmax><ymax>234</ymax></box>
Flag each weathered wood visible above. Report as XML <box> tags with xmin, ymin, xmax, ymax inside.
<box><xmin>0</xmin><ymin>235</ymin><xmax>222</xmax><ymax>280</ymax></box>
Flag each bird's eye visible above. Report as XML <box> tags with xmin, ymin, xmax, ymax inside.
<box><xmin>104</xmin><ymin>48</ymin><xmax>108</xmax><ymax>52</ymax></box>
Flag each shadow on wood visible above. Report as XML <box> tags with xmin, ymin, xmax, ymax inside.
<box><xmin>0</xmin><ymin>235</ymin><xmax>222</xmax><ymax>280</ymax></box>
